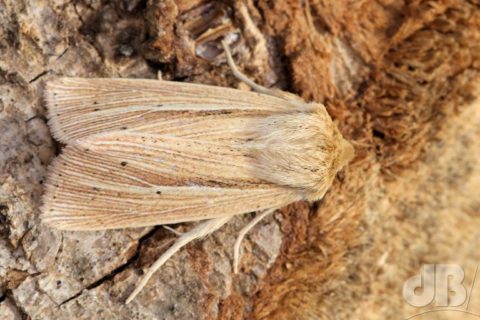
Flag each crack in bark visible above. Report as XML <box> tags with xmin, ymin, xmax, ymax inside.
<box><xmin>58</xmin><ymin>226</ymin><xmax>160</xmax><ymax>307</ymax></box>
<box><xmin>29</xmin><ymin>70</ymin><xmax>49</xmax><ymax>83</ymax></box>
<box><xmin>56</xmin><ymin>48</ymin><xmax>69</xmax><ymax>61</ymax></box>
<box><xmin>1</xmin><ymin>290</ymin><xmax>30</xmax><ymax>320</ymax></box>
<box><xmin>0</xmin><ymin>204</ymin><xmax>10</xmax><ymax>239</ymax></box>
<box><xmin>35</xmin><ymin>278</ymin><xmax>60</xmax><ymax>307</ymax></box>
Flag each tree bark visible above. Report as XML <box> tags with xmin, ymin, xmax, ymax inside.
<box><xmin>1</xmin><ymin>0</ymin><xmax>479</xmax><ymax>319</ymax></box>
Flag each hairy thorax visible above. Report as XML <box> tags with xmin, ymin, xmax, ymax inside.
<box><xmin>253</xmin><ymin>107</ymin><xmax>354</xmax><ymax>201</ymax></box>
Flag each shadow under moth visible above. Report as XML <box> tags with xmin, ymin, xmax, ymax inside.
<box><xmin>41</xmin><ymin>42</ymin><xmax>354</xmax><ymax>303</ymax></box>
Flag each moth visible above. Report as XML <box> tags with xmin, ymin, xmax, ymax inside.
<box><xmin>41</xmin><ymin>42</ymin><xmax>354</xmax><ymax>303</ymax></box>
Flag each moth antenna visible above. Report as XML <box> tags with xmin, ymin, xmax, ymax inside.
<box><xmin>156</xmin><ymin>70</ymin><xmax>163</xmax><ymax>80</ymax></box>
<box><xmin>221</xmin><ymin>39</ymin><xmax>268</xmax><ymax>94</ymax></box>
<box><xmin>233</xmin><ymin>208</ymin><xmax>276</xmax><ymax>274</ymax></box>
<box><xmin>221</xmin><ymin>40</ymin><xmax>302</xmax><ymax>104</ymax></box>
<box><xmin>126</xmin><ymin>216</ymin><xmax>232</xmax><ymax>304</ymax></box>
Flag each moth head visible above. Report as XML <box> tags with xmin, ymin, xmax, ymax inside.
<box><xmin>305</xmin><ymin>123</ymin><xmax>355</xmax><ymax>200</ymax></box>
<box><xmin>331</xmin><ymin>129</ymin><xmax>355</xmax><ymax>173</ymax></box>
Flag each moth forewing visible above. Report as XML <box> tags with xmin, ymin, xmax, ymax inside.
<box><xmin>41</xmin><ymin>132</ymin><xmax>301</xmax><ymax>230</ymax></box>
<box><xmin>44</xmin><ymin>78</ymin><xmax>294</xmax><ymax>144</ymax></box>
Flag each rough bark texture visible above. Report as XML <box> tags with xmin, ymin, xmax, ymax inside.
<box><xmin>1</xmin><ymin>0</ymin><xmax>479</xmax><ymax>319</ymax></box>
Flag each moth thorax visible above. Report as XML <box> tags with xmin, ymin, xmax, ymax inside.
<box><xmin>254</xmin><ymin>111</ymin><xmax>350</xmax><ymax>201</ymax></box>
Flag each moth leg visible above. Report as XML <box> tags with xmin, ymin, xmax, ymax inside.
<box><xmin>221</xmin><ymin>40</ymin><xmax>302</xmax><ymax>103</ymax></box>
<box><xmin>163</xmin><ymin>225</ymin><xmax>183</xmax><ymax>236</ymax></box>
<box><xmin>126</xmin><ymin>216</ymin><xmax>232</xmax><ymax>304</ymax></box>
<box><xmin>233</xmin><ymin>208</ymin><xmax>276</xmax><ymax>274</ymax></box>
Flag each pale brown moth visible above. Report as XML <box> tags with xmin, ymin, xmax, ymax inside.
<box><xmin>41</xmin><ymin>42</ymin><xmax>354</xmax><ymax>304</ymax></box>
